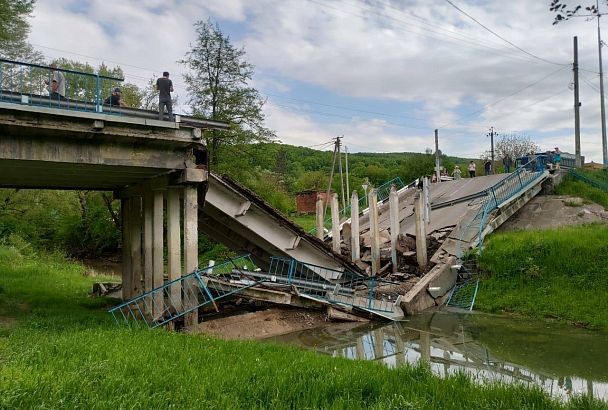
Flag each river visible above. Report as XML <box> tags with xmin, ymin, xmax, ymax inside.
<box><xmin>268</xmin><ymin>311</ymin><xmax>608</xmax><ymax>401</ymax></box>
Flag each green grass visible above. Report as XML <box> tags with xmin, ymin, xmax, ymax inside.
<box><xmin>289</xmin><ymin>213</ymin><xmax>317</xmax><ymax>232</ymax></box>
<box><xmin>555</xmin><ymin>171</ymin><xmax>608</xmax><ymax>209</ymax></box>
<box><xmin>477</xmin><ymin>224</ymin><xmax>608</xmax><ymax>330</ymax></box>
<box><xmin>0</xmin><ymin>247</ymin><xmax>605</xmax><ymax>409</ymax></box>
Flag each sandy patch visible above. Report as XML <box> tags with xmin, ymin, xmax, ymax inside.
<box><xmin>191</xmin><ymin>307</ymin><xmax>329</xmax><ymax>340</ymax></box>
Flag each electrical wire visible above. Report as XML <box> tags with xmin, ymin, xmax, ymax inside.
<box><xmin>443</xmin><ymin>0</ymin><xmax>569</xmax><ymax>67</ymax></box>
<box><xmin>437</xmin><ymin>65</ymin><xmax>569</xmax><ymax>129</ymax></box>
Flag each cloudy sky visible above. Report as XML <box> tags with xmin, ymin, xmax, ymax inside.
<box><xmin>26</xmin><ymin>0</ymin><xmax>608</xmax><ymax>161</ymax></box>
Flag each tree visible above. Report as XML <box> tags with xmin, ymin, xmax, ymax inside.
<box><xmin>180</xmin><ymin>19</ymin><xmax>274</xmax><ymax>166</ymax></box>
<box><xmin>550</xmin><ymin>1</ymin><xmax>607</xmax><ymax>24</ymax></box>
<box><xmin>0</xmin><ymin>0</ymin><xmax>42</xmax><ymax>62</ymax></box>
<box><xmin>495</xmin><ymin>133</ymin><xmax>540</xmax><ymax>160</ymax></box>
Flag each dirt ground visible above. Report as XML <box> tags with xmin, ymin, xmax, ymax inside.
<box><xmin>499</xmin><ymin>195</ymin><xmax>608</xmax><ymax>231</ymax></box>
<box><xmin>191</xmin><ymin>307</ymin><xmax>331</xmax><ymax>340</ymax></box>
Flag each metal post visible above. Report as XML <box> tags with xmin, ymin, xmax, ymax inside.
<box><xmin>350</xmin><ymin>190</ymin><xmax>360</xmax><ymax>262</ymax></box>
<box><xmin>574</xmin><ymin>36</ymin><xmax>582</xmax><ymax>168</ymax></box>
<box><xmin>95</xmin><ymin>74</ymin><xmax>101</xmax><ymax>113</ymax></box>
<box><xmin>337</xmin><ymin>136</ymin><xmax>346</xmax><ymax>211</ymax></box>
<box><xmin>598</xmin><ymin>1</ymin><xmax>608</xmax><ymax>165</ymax></box>
<box><xmin>435</xmin><ymin>129</ymin><xmax>441</xmax><ymax>182</ymax></box>
<box><xmin>345</xmin><ymin>146</ymin><xmax>350</xmax><ymax>206</ymax></box>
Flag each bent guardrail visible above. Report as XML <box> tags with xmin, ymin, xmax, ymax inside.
<box><xmin>108</xmin><ymin>255</ymin><xmax>260</xmax><ymax>328</ymax></box>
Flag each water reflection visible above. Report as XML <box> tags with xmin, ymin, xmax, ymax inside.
<box><xmin>269</xmin><ymin>311</ymin><xmax>608</xmax><ymax>401</ymax></box>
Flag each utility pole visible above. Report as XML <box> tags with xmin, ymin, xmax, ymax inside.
<box><xmin>337</xmin><ymin>136</ymin><xmax>346</xmax><ymax>211</ymax></box>
<box><xmin>598</xmin><ymin>0</ymin><xmax>608</xmax><ymax>165</ymax></box>
<box><xmin>345</xmin><ymin>146</ymin><xmax>350</xmax><ymax>206</ymax></box>
<box><xmin>574</xmin><ymin>36</ymin><xmax>582</xmax><ymax>168</ymax></box>
<box><xmin>487</xmin><ymin>127</ymin><xmax>495</xmax><ymax>172</ymax></box>
<box><xmin>324</xmin><ymin>137</ymin><xmax>339</xmax><ymax>217</ymax></box>
<box><xmin>434</xmin><ymin>129</ymin><xmax>440</xmax><ymax>182</ymax></box>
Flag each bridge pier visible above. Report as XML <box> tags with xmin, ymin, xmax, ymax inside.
<box><xmin>119</xmin><ymin>172</ymin><xmax>204</xmax><ymax>324</ymax></box>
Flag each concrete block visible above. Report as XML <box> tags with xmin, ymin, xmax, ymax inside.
<box><xmin>400</xmin><ymin>256</ymin><xmax>456</xmax><ymax>315</ymax></box>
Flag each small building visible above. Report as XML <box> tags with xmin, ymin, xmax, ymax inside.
<box><xmin>295</xmin><ymin>190</ymin><xmax>332</xmax><ymax>215</ymax></box>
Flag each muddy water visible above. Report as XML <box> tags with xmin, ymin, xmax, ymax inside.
<box><xmin>268</xmin><ymin>311</ymin><xmax>608</xmax><ymax>401</ymax></box>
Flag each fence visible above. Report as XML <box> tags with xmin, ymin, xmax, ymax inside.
<box><xmin>266</xmin><ymin>256</ymin><xmax>401</xmax><ymax>313</ymax></box>
<box><xmin>456</xmin><ymin>155</ymin><xmax>548</xmax><ymax>257</ymax></box>
<box><xmin>310</xmin><ymin>176</ymin><xmax>406</xmax><ymax>236</ymax></box>
<box><xmin>108</xmin><ymin>255</ymin><xmax>260</xmax><ymax>328</ymax></box>
<box><xmin>0</xmin><ymin>58</ymin><xmax>124</xmax><ymax>115</ymax></box>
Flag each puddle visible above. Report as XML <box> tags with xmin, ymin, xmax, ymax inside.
<box><xmin>268</xmin><ymin>311</ymin><xmax>608</xmax><ymax>401</ymax></box>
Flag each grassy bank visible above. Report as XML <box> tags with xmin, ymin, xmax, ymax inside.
<box><xmin>476</xmin><ymin>224</ymin><xmax>608</xmax><ymax>330</ymax></box>
<box><xmin>0</xmin><ymin>247</ymin><xmax>605</xmax><ymax>409</ymax></box>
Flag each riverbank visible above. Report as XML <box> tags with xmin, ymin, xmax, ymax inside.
<box><xmin>476</xmin><ymin>223</ymin><xmax>608</xmax><ymax>330</ymax></box>
<box><xmin>1</xmin><ymin>246</ymin><xmax>603</xmax><ymax>409</ymax></box>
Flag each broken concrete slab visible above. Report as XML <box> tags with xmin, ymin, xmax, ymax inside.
<box><xmin>400</xmin><ymin>256</ymin><xmax>456</xmax><ymax>315</ymax></box>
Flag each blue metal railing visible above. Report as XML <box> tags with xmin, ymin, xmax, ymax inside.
<box><xmin>108</xmin><ymin>255</ymin><xmax>260</xmax><ymax>328</ymax></box>
<box><xmin>266</xmin><ymin>257</ymin><xmax>402</xmax><ymax>314</ymax></box>
<box><xmin>569</xmin><ymin>169</ymin><xmax>608</xmax><ymax>191</ymax></box>
<box><xmin>446</xmin><ymin>278</ymin><xmax>479</xmax><ymax>311</ymax></box>
<box><xmin>310</xmin><ymin>176</ymin><xmax>406</xmax><ymax>236</ymax></box>
<box><xmin>0</xmin><ymin>58</ymin><xmax>124</xmax><ymax>115</ymax></box>
<box><xmin>456</xmin><ymin>155</ymin><xmax>548</xmax><ymax>257</ymax></box>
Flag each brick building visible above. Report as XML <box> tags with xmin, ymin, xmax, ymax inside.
<box><xmin>295</xmin><ymin>190</ymin><xmax>332</xmax><ymax>215</ymax></box>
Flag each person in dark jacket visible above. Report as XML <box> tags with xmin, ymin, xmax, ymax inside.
<box><xmin>104</xmin><ymin>87</ymin><xmax>126</xmax><ymax>107</ymax></box>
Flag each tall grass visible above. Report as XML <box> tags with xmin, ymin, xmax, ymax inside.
<box><xmin>477</xmin><ymin>224</ymin><xmax>608</xmax><ymax>329</ymax></box>
<box><xmin>0</xmin><ymin>246</ymin><xmax>605</xmax><ymax>409</ymax></box>
<box><xmin>555</xmin><ymin>169</ymin><xmax>608</xmax><ymax>209</ymax></box>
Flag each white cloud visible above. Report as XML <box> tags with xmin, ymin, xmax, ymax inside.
<box><xmin>27</xmin><ymin>0</ymin><xmax>608</xmax><ymax>162</ymax></box>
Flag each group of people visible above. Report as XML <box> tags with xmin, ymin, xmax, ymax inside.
<box><xmin>49</xmin><ymin>65</ymin><xmax>174</xmax><ymax>121</ymax></box>
<box><xmin>450</xmin><ymin>147</ymin><xmax>561</xmax><ymax>180</ymax></box>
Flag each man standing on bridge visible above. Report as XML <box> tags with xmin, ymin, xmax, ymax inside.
<box><xmin>49</xmin><ymin>64</ymin><xmax>65</xmax><ymax>101</ymax></box>
<box><xmin>156</xmin><ymin>71</ymin><xmax>174</xmax><ymax>121</ymax></box>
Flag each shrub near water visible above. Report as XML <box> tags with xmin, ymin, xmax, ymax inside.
<box><xmin>0</xmin><ymin>246</ymin><xmax>606</xmax><ymax>409</ymax></box>
<box><xmin>477</xmin><ymin>224</ymin><xmax>608</xmax><ymax>329</ymax></box>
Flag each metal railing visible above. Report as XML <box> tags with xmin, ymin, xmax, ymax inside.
<box><xmin>108</xmin><ymin>255</ymin><xmax>261</xmax><ymax>328</ymax></box>
<box><xmin>456</xmin><ymin>155</ymin><xmax>548</xmax><ymax>257</ymax></box>
<box><xmin>266</xmin><ymin>257</ymin><xmax>402</xmax><ymax>314</ymax></box>
<box><xmin>0</xmin><ymin>58</ymin><xmax>124</xmax><ymax>115</ymax></box>
<box><xmin>310</xmin><ymin>176</ymin><xmax>406</xmax><ymax>236</ymax></box>
<box><xmin>569</xmin><ymin>169</ymin><xmax>608</xmax><ymax>191</ymax></box>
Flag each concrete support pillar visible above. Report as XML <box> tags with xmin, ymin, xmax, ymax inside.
<box><xmin>152</xmin><ymin>190</ymin><xmax>164</xmax><ymax>317</ymax></box>
<box><xmin>395</xmin><ymin>334</ymin><xmax>405</xmax><ymax>366</ymax></box>
<box><xmin>355</xmin><ymin>337</ymin><xmax>366</xmax><ymax>360</ymax></box>
<box><xmin>389</xmin><ymin>186</ymin><xmax>399</xmax><ymax>273</ymax></box>
<box><xmin>183</xmin><ymin>185</ymin><xmax>199</xmax><ymax>327</ymax></box>
<box><xmin>129</xmin><ymin>196</ymin><xmax>142</xmax><ymax>296</ymax></box>
<box><xmin>368</xmin><ymin>189</ymin><xmax>380</xmax><ymax>275</ymax></box>
<box><xmin>167</xmin><ymin>188</ymin><xmax>182</xmax><ymax>312</ymax></box>
<box><xmin>330</xmin><ymin>193</ymin><xmax>340</xmax><ymax>253</ymax></box>
<box><xmin>415</xmin><ymin>191</ymin><xmax>427</xmax><ymax>271</ymax></box>
<box><xmin>121</xmin><ymin>198</ymin><xmax>132</xmax><ymax>300</ymax></box>
<box><xmin>372</xmin><ymin>329</ymin><xmax>384</xmax><ymax>359</ymax></box>
<box><xmin>315</xmin><ymin>196</ymin><xmax>324</xmax><ymax>240</ymax></box>
<box><xmin>420</xmin><ymin>331</ymin><xmax>431</xmax><ymax>365</ymax></box>
<box><xmin>142</xmin><ymin>193</ymin><xmax>153</xmax><ymax>316</ymax></box>
<box><xmin>350</xmin><ymin>190</ymin><xmax>360</xmax><ymax>262</ymax></box>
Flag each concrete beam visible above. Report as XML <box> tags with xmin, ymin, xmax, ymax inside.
<box><xmin>400</xmin><ymin>256</ymin><xmax>456</xmax><ymax>315</ymax></box>
<box><xmin>183</xmin><ymin>185</ymin><xmax>198</xmax><ymax>327</ymax></box>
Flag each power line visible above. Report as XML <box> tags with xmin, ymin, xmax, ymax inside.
<box><xmin>438</xmin><ymin>65</ymin><xmax>569</xmax><ymax>129</ymax></box>
<box><xmin>443</xmin><ymin>0</ymin><xmax>569</xmax><ymax>67</ymax></box>
<box><xmin>306</xmin><ymin>0</ymin><xmax>555</xmax><ymax>66</ymax></box>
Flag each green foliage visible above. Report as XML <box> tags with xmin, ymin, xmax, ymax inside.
<box><xmin>1</xmin><ymin>246</ymin><xmax>602</xmax><ymax>409</ymax></box>
<box><xmin>477</xmin><ymin>224</ymin><xmax>608</xmax><ymax>329</ymax></box>
<box><xmin>181</xmin><ymin>19</ymin><xmax>274</xmax><ymax>165</ymax></box>
<box><xmin>555</xmin><ymin>171</ymin><xmax>608</xmax><ymax>209</ymax></box>
<box><xmin>0</xmin><ymin>189</ymin><xmax>119</xmax><ymax>257</ymax></box>
<box><xmin>0</xmin><ymin>0</ymin><xmax>41</xmax><ymax>61</ymax></box>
